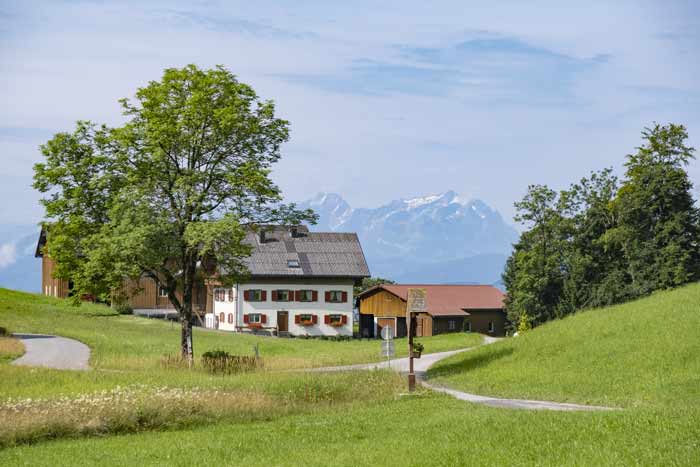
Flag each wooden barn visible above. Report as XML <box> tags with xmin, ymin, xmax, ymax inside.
<box><xmin>357</xmin><ymin>284</ymin><xmax>507</xmax><ymax>338</ymax></box>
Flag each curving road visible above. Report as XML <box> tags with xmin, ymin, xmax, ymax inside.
<box><xmin>11</xmin><ymin>334</ymin><xmax>90</xmax><ymax>370</ymax></box>
<box><xmin>311</xmin><ymin>335</ymin><xmax>615</xmax><ymax>411</ymax></box>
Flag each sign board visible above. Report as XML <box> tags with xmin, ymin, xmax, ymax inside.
<box><xmin>380</xmin><ymin>325</ymin><xmax>394</xmax><ymax>341</ymax></box>
<box><xmin>406</xmin><ymin>288</ymin><xmax>427</xmax><ymax>315</ymax></box>
<box><xmin>381</xmin><ymin>340</ymin><xmax>395</xmax><ymax>357</ymax></box>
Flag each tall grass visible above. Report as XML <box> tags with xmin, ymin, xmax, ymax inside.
<box><xmin>0</xmin><ymin>370</ymin><xmax>404</xmax><ymax>448</ymax></box>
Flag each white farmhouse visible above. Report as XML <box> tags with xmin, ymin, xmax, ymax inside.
<box><xmin>206</xmin><ymin>225</ymin><xmax>369</xmax><ymax>337</ymax></box>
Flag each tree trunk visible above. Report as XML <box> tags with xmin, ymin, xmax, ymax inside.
<box><xmin>180</xmin><ymin>258</ymin><xmax>197</xmax><ymax>365</ymax></box>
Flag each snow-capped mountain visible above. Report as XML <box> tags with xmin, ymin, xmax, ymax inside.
<box><xmin>299</xmin><ymin>191</ymin><xmax>518</xmax><ymax>285</ymax></box>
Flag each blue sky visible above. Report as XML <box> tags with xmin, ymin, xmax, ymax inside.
<box><xmin>1</xmin><ymin>0</ymin><xmax>699</xmax><ymax>235</ymax></box>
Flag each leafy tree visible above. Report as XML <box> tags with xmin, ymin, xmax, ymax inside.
<box><xmin>608</xmin><ymin>123</ymin><xmax>699</xmax><ymax>295</ymax></box>
<box><xmin>354</xmin><ymin>277</ymin><xmax>396</xmax><ymax>297</ymax></box>
<box><xmin>503</xmin><ymin>185</ymin><xmax>566</xmax><ymax>328</ymax></box>
<box><xmin>504</xmin><ymin>123</ymin><xmax>700</xmax><ymax>330</ymax></box>
<box><xmin>34</xmin><ymin>65</ymin><xmax>315</xmax><ymax>362</ymax></box>
<box><xmin>557</xmin><ymin>168</ymin><xmax>628</xmax><ymax>313</ymax></box>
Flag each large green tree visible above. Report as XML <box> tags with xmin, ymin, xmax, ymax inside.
<box><xmin>503</xmin><ymin>185</ymin><xmax>566</xmax><ymax>327</ymax></box>
<box><xmin>608</xmin><ymin>123</ymin><xmax>700</xmax><ymax>294</ymax></box>
<box><xmin>34</xmin><ymin>65</ymin><xmax>315</xmax><ymax>362</ymax></box>
<box><xmin>505</xmin><ymin>123</ymin><xmax>699</xmax><ymax>331</ymax></box>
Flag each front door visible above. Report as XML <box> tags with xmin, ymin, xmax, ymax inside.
<box><xmin>277</xmin><ymin>311</ymin><xmax>288</xmax><ymax>333</ymax></box>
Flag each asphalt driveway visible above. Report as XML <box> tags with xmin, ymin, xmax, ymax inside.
<box><xmin>11</xmin><ymin>333</ymin><xmax>90</xmax><ymax>370</ymax></box>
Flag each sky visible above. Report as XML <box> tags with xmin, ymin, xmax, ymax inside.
<box><xmin>1</xmin><ymin>0</ymin><xmax>699</xmax><ymax>233</ymax></box>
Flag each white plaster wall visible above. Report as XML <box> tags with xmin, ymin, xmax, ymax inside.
<box><xmin>213</xmin><ymin>287</ymin><xmax>238</xmax><ymax>332</ymax></box>
<box><xmin>238</xmin><ymin>282</ymin><xmax>353</xmax><ymax>336</ymax></box>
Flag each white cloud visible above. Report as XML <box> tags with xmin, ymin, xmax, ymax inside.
<box><xmin>0</xmin><ymin>0</ymin><xmax>698</xmax><ymax>225</ymax></box>
<box><xmin>0</xmin><ymin>243</ymin><xmax>17</xmax><ymax>269</ymax></box>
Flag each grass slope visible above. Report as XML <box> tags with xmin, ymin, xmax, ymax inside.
<box><xmin>429</xmin><ymin>282</ymin><xmax>700</xmax><ymax>408</ymax></box>
<box><xmin>0</xmin><ymin>288</ymin><xmax>481</xmax><ymax>372</ymax></box>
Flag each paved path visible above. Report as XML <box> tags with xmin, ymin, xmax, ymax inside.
<box><xmin>11</xmin><ymin>334</ymin><xmax>90</xmax><ymax>370</ymax></box>
<box><xmin>312</xmin><ymin>335</ymin><xmax>615</xmax><ymax>411</ymax></box>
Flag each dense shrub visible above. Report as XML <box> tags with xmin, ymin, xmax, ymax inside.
<box><xmin>201</xmin><ymin>350</ymin><xmax>262</xmax><ymax>375</ymax></box>
<box><xmin>115</xmin><ymin>303</ymin><xmax>133</xmax><ymax>315</ymax></box>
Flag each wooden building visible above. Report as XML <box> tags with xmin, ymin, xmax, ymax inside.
<box><xmin>35</xmin><ymin>225</ymin><xmax>370</xmax><ymax>336</ymax></box>
<box><xmin>358</xmin><ymin>284</ymin><xmax>507</xmax><ymax>338</ymax></box>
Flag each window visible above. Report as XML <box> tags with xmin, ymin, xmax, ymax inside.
<box><xmin>287</xmin><ymin>259</ymin><xmax>300</xmax><ymax>268</ymax></box>
<box><xmin>326</xmin><ymin>290</ymin><xmax>346</xmax><ymax>303</ymax></box>
<box><xmin>214</xmin><ymin>288</ymin><xmax>227</xmax><ymax>302</ymax></box>
<box><xmin>465</xmin><ymin>321</ymin><xmax>472</xmax><ymax>332</ymax></box>
<box><xmin>159</xmin><ymin>286</ymin><xmax>168</xmax><ymax>298</ymax></box>
<box><xmin>228</xmin><ymin>313</ymin><xmax>234</xmax><ymax>324</ymax></box>
<box><xmin>273</xmin><ymin>290</ymin><xmax>291</xmax><ymax>301</ymax></box>
<box><xmin>448</xmin><ymin>320</ymin><xmax>456</xmax><ymax>331</ymax></box>
<box><xmin>295</xmin><ymin>313</ymin><xmax>317</xmax><ymax>325</ymax></box>
<box><xmin>488</xmin><ymin>321</ymin><xmax>495</xmax><ymax>333</ymax></box>
<box><xmin>248</xmin><ymin>313</ymin><xmax>262</xmax><ymax>324</ymax></box>
<box><xmin>219</xmin><ymin>312</ymin><xmax>224</xmax><ymax>322</ymax></box>
<box><xmin>325</xmin><ymin>314</ymin><xmax>347</xmax><ymax>326</ymax></box>
<box><xmin>244</xmin><ymin>289</ymin><xmax>266</xmax><ymax>301</ymax></box>
<box><xmin>297</xmin><ymin>290</ymin><xmax>316</xmax><ymax>302</ymax></box>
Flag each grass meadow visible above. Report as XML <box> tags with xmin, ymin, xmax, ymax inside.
<box><xmin>1</xmin><ymin>285</ymin><xmax>700</xmax><ymax>464</ymax></box>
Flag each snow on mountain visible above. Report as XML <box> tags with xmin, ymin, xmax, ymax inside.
<box><xmin>299</xmin><ymin>191</ymin><xmax>518</xmax><ymax>284</ymax></box>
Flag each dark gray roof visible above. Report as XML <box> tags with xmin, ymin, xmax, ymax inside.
<box><xmin>241</xmin><ymin>226</ymin><xmax>370</xmax><ymax>278</ymax></box>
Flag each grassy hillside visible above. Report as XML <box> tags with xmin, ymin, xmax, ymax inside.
<box><xmin>429</xmin><ymin>282</ymin><xmax>700</xmax><ymax>408</ymax></box>
<box><xmin>0</xmin><ymin>288</ymin><xmax>481</xmax><ymax>372</ymax></box>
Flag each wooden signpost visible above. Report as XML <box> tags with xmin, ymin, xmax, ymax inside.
<box><xmin>406</xmin><ymin>288</ymin><xmax>426</xmax><ymax>392</ymax></box>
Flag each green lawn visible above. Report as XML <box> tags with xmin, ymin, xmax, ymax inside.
<box><xmin>2</xmin><ymin>394</ymin><xmax>698</xmax><ymax>466</ymax></box>
<box><xmin>429</xmin><ymin>282</ymin><xmax>700</xmax><ymax>409</ymax></box>
<box><xmin>0</xmin><ymin>288</ymin><xmax>481</xmax><ymax>372</ymax></box>
<box><xmin>2</xmin><ymin>286</ymin><xmax>699</xmax><ymax>464</ymax></box>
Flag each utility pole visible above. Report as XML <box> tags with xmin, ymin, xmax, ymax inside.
<box><xmin>406</xmin><ymin>288</ymin><xmax>426</xmax><ymax>392</ymax></box>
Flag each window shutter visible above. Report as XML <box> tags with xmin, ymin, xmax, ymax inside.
<box><xmin>324</xmin><ymin>315</ymin><xmax>330</xmax><ymax>324</ymax></box>
<box><xmin>312</xmin><ymin>314</ymin><xmax>318</xmax><ymax>324</ymax></box>
<box><xmin>271</xmin><ymin>290</ymin><xmax>278</xmax><ymax>301</ymax></box>
<box><xmin>294</xmin><ymin>314</ymin><xmax>301</xmax><ymax>324</ymax></box>
<box><xmin>341</xmin><ymin>315</ymin><xmax>348</xmax><ymax>325</ymax></box>
<box><xmin>243</xmin><ymin>314</ymin><xmax>249</xmax><ymax>324</ymax></box>
<box><xmin>312</xmin><ymin>291</ymin><xmax>318</xmax><ymax>302</ymax></box>
<box><xmin>261</xmin><ymin>290</ymin><xmax>267</xmax><ymax>301</ymax></box>
<box><xmin>324</xmin><ymin>291</ymin><xmax>331</xmax><ymax>302</ymax></box>
<box><xmin>341</xmin><ymin>291</ymin><xmax>348</xmax><ymax>303</ymax></box>
<box><xmin>228</xmin><ymin>313</ymin><xmax>234</xmax><ymax>324</ymax></box>
<box><xmin>295</xmin><ymin>290</ymin><xmax>302</xmax><ymax>301</ymax></box>
<box><xmin>261</xmin><ymin>314</ymin><xmax>267</xmax><ymax>324</ymax></box>
<box><xmin>243</xmin><ymin>290</ymin><xmax>250</xmax><ymax>301</ymax></box>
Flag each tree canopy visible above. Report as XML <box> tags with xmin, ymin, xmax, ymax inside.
<box><xmin>504</xmin><ymin>123</ymin><xmax>700</xmax><ymax>329</ymax></box>
<box><xmin>34</xmin><ymin>65</ymin><xmax>316</xmax><ymax>360</ymax></box>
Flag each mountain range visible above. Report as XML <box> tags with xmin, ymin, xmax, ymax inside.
<box><xmin>298</xmin><ymin>191</ymin><xmax>518</xmax><ymax>286</ymax></box>
<box><xmin>0</xmin><ymin>191</ymin><xmax>519</xmax><ymax>293</ymax></box>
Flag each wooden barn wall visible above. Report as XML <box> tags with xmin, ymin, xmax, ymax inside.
<box><xmin>122</xmin><ymin>277</ymin><xmax>207</xmax><ymax>311</ymax></box>
<box><xmin>42</xmin><ymin>255</ymin><xmax>69</xmax><ymax>298</ymax></box>
<box><xmin>465</xmin><ymin>309</ymin><xmax>507</xmax><ymax>336</ymax></box>
<box><xmin>432</xmin><ymin>316</ymin><xmax>466</xmax><ymax>335</ymax></box>
<box><xmin>359</xmin><ymin>290</ymin><xmax>406</xmax><ymax>317</ymax></box>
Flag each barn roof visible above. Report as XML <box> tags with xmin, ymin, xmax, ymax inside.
<box><xmin>358</xmin><ymin>284</ymin><xmax>505</xmax><ymax>317</ymax></box>
<box><xmin>240</xmin><ymin>226</ymin><xmax>370</xmax><ymax>279</ymax></box>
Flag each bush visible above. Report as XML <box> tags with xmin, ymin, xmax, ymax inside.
<box><xmin>115</xmin><ymin>303</ymin><xmax>133</xmax><ymax>315</ymax></box>
<box><xmin>201</xmin><ymin>350</ymin><xmax>262</xmax><ymax>375</ymax></box>
<box><xmin>0</xmin><ymin>326</ymin><xmax>7</xmax><ymax>337</ymax></box>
